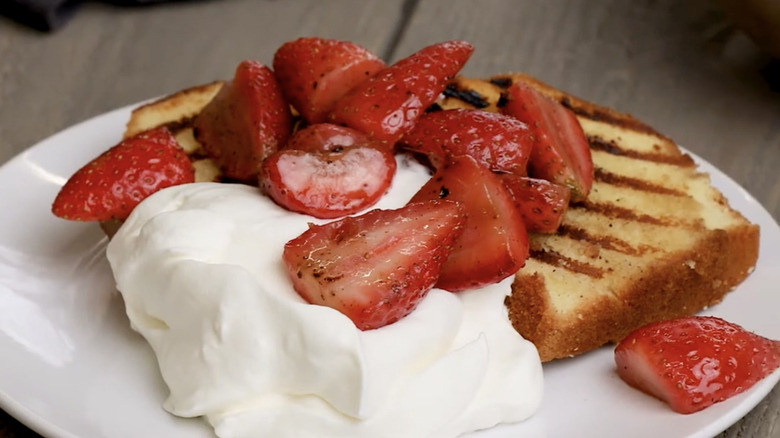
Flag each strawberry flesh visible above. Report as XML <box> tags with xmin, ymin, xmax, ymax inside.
<box><xmin>283</xmin><ymin>200</ymin><xmax>466</xmax><ymax>330</ymax></box>
<box><xmin>273</xmin><ymin>37</ymin><xmax>385</xmax><ymax>124</ymax></box>
<box><xmin>499</xmin><ymin>174</ymin><xmax>571</xmax><ymax>233</ymax></box>
<box><xmin>615</xmin><ymin>316</ymin><xmax>780</xmax><ymax>414</ymax></box>
<box><xmin>400</xmin><ymin>108</ymin><xmax>534</xmax><ymax>175</ymax></box>
<box><xmin>194</xmin><ymin>60</ymin><xmax>293</xmax><ymax>182</ymax></box>
<box><xmin>260</xmin><ymin>124</ymin><xmax>396</xmax><ymax>219</ymax></box>
<box><xmin>501</xmin><ymin>81</ymin><xmax>593</xmax><ymax>202</ymax></box>
<box><xmin>52</xmin><ymin>127</ymin><xmax>193</xmax><ymax>222</ymax></box>
<box><xmin>329</xmin><ymin>40</ymin><xmax>474</xmax><ymax>146</ymax></box>
<box><xmin>410</xmin><ymin>155</ymin><xmax>529</xmax><ymax>292</ymax></box>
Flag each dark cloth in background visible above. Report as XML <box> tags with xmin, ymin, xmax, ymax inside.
<box><xmin>0</xmin><ymin>0</ymin><xmax>174</xmax><ymax>32</ymax></box>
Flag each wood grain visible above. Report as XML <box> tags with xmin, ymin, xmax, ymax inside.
<box><xmin>0</xmin><ymin>0</ymin><xmax>778</xmax><ymax>437</ymax></box>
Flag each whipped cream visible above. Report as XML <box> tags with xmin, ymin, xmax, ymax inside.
<box><xmin>106</xmin><ymin>156</ymin><xmax>543</xmax><ymax>438</ymax></box>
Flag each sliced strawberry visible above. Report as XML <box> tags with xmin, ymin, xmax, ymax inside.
<box><xmin>409</xmin><ymin>155</ymin><xmax>529</xmax><ymax>292</ymax></box>
<box><xmin>329</xmin><ymin>40</ymin><xmax>474</xmax><ymax>146</ymax></box>
<box><xmin>500</xmin><ymin>81</ymin><xmax>593</xmax><ymax>202</ymax></box>
<box><xmin>283</xmin><ymin>200</ymin><xmax>466</xmax><ymax>330</ymax></box>
<box><xmin>260</xmin><ymin>123</ymin><xmax>396</xmax><ymax>219</ymax></box>
<box><xmin>272</xmin><ymin>37</ymin><xmax>385</xmax><ymax>124</ymax></box>
<box><xmin>400</xmin><ymin>108</ymin><xmax>534</xmax><ymax>175</ymax></box>
<box><xmin>615</xmin><ymin>316</ymin><xmax>780</xmax><ymax>414</ymax></box>
<box><xmin>193</xmin><ymin>60</ymin><xmax>293</xmax><ymax>182</ymax></box>
<box><xmin>52</xmin><ymin>127</ymin><xmax>193</xmax><ymax>221</ymax></box>
<box><xmin>499</xmin><ymin>174</ymin><xmax>571</xmax><ymax>234</ymax></box>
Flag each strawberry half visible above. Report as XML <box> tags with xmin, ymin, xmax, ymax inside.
<box><xmin>400</xmin><ymin>108</ymin><xmax>534</xmax><ymax>175</ymax></box>
<box><xmin>499</xmin><ymin>174</ymin><xmax>571</xmax><ymax>234</ymax></box>
<box><xmin>410</xmin><ymin>155</ymin><xmax>529</xmax><ymax>292</ymax></box>
<box><xmin>283</xmin><ymin>200</ymin><xmax>466</xmax><ymax>330</ymax></box>
<box><xmin>193</xmin><ymin>60</ymin><xmax>293</xmax><ymax>182</ymax></box>
<box><xmin>501</xmin><ymin>81</ymin><xmax>593</xmax><ymax>202</ymax></box>
<box><xmin>615</xmin><ymin>316</ymin><xmax>780</xmax><ymax>414</ymax></box>
<box><xmin>260</xmin><ymin>124</ymin><xmax>396</xmax><ymax>219</ymax></box>
<box><xmin>329</xmin><ymin>40</ymin><xmax>474</xmax><ymax>146</ymax></box>
<box><xmin>273</xmin><ymin>37</ymin><xmax>385</xmax><ymax>124</ymax></box>
<box><xmin>52</xmin><ymin>127</ymin><xmax>194</xmax><ymax>221</ymax></box>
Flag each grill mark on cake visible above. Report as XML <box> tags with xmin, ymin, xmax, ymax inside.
<box><xmin>594</xmin><ymin>168</ymin><xmax>687</xmax><ymax>196</ymax></box>
<box><xmin>562</xmin><ymin>100</ymin><xmax>662</xmax><ymax>137</ymax></box>
<box><xmin>571</xmin><ymin>202</ymin><xmax>704</xmax><ymax>230</ymax></box>
<box><xmin>442</xmin><ymin>83</ymin><xmax>490</xmax><ymax>109</ymax></box>
<box><xmin>589</xmin><ymin>137</ymin><xmax>695</xmax><ymax>167</ymax></box>
<box><xmin>572</xmin><ymin>202</ymin><xmax>668</xmax><ymax>226</ymax></box>
<box><xmin>530</xmin><ymin>249</ymin><xmax>606</xmax><ymax>278</ymax></box>
<box><xmin>557</xmin><ymin>224</ymin><xmax>658</xmax><ymax>256</ymax></box>
<box><xmin>489</xmin><ymin>77</ymin><xmax>513</xmax><ymax>89</ymax></box>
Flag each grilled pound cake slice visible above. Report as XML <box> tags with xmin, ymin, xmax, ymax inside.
<box><xmin>438</xmin><ymin>74</ymin><xmax>760</xmax><ymax>362</ymax></box>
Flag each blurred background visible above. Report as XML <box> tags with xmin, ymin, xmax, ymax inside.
<box><xmin>0</xmin><ymin>1</ymin><xmax>778</xmax><ymax>437</ymax></box>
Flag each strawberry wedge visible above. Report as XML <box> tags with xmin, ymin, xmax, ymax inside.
<box><xmin>283</xmin><ymin>200</ymin><xmax>465</xmax><ymax>330</ymax></box>
<box><xmin>401</xmin><ymin>108</ymin><xmax>534</xmax><ymax>175</ymax></box>
<box><xmin>615</xmin><ymin>316</ymin><xmax>780</xmax><ymax>414</ymax></box>
<box><xmin>329</xmin><ymin>40</ymin><xmax>474</xmax><ymax>146</ymax></box>
<box><xmin>500</xmin><ymin>174</ymin><xmax>571</xmax><ymax>234</ymax></box>
<box><xmin>273</xmin><ymin>37</ymin><xmax>385</xmax><ymax>124</ymax></box>
<box><xmin>410</xmin><ymin>155</ymin><xmax>529</xmax><ymax>292</ymax></box>
<box><xmin>52</xmin><ymin>127</ymin><xmax>193</xmax><ymax>222</ymax></box>
<box><xmin>501</xmin><ymin>81</ymin><xmax>593</xmax><ymax>202</ymax></box>
<box><xmin>193</xmin><ymin>60</ymin><xmax>293</xmax><ymax>182</ymax></box>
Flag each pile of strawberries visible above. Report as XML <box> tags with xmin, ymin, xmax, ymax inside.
<box><xmin>52</xmin><ymin>37</ymin><xmax>594</xmax><ymax>331</ymax></box>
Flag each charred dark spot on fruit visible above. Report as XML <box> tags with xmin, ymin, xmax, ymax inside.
<box><xmin>312</xmin><ymin>81</ymin><xmax>318</xmax><ymax>90</ymax></box>
<box><xmin>442</xmin><ymin>83</ymin><xmax>489</xmax><ymax>109</ymax></box>
<box><xmin>438</xmin><ymin>186</ymin><xmax>450</xmax><ymax>199</ymax></box>
<box><xmin>323</xmin><ymin>274</ymin><xmax>343</xmax><ymax>283</ymax></box>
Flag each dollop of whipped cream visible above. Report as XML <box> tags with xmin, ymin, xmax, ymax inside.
<box><xmin>106</xmin><ymin>156</ymin><xmax>543</xmax><ymax>438</ymax></box>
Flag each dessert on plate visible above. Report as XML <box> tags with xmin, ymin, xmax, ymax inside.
<box><xmin>50</xmin><ymin>37</ymin><xmax>772</xmax><ymax>436</ymax></box>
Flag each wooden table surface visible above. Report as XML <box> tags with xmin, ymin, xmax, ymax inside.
<box><xmin>0</xmin><ymin>0</ymin><xmax>777</xmax><ymax>437</ymax></box>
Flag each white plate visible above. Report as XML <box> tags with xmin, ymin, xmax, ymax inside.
<box><xmin>0</xmin><ymin>104</ymin><xmax>778</xmax><ymax>438</ymax></box>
